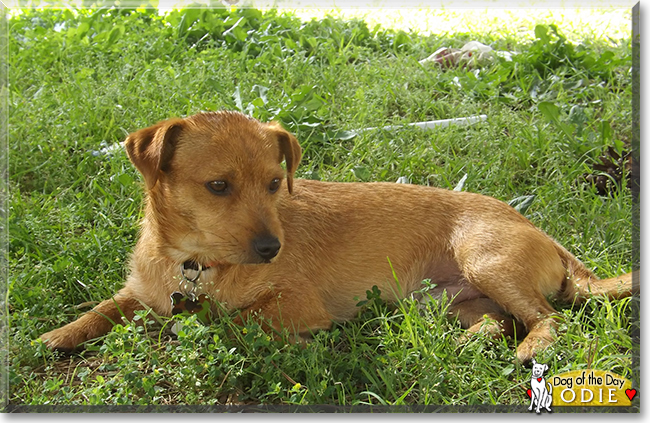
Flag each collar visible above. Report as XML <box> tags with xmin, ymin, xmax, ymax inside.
<box><xmin>182</xmin><ymin>259</ymin><xmax>209</xmax><ymax>272</ymax></box>
<box><xmin>181</xmin><ymin>259</ymin><xmax>219</xmax><ymax>271</ymax></box>
<box><xmin>179</xmin><ymin>260</ymin><xmax>216</xmax><ymax>285</ymax></box>
<box><xmin>177</xmin><ymin>260</ymin><xmax>215</xmax><ymax>299</ymax></box>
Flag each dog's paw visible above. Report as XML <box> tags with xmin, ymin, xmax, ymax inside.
<box><xmin>515</xmin><ymin>344</ymin><xmax>536</xmax><ymax>364</ymax></box>
<box><xmin>457</xmin><ymin>332</ymin><xmax>472</xmax><ymax>345</ymax></box>
<box><xmin>516</xmin><ymin>337</ymin><xmax>553</xmax><ymax>364</ymax></box>
<box><xmin>39</xmin><ymin>326</ymin><xmax>85</xmax><ymax>353</ymax></box>
<box><xmin>457</xmin><ymin>323</ymin><xmax>504</xmax><ymax>346</ymax></box>
<box><xmin>516</xmin><ymin>325</ymin><xmax>555</xmax><ymax>363</ymax></box>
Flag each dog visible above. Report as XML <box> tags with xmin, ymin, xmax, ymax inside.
<box><xmin>40</xmin><ymin>111</ymin><xmax>636</xmax><ymax>363</ymax></box>
<box><xmin>528</xmin><ymin>359</ymin><xmax>553</xmax><ymax>413</ymax></box>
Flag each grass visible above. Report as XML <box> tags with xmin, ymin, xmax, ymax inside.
<box><xmin>291</xmin><ymin>7</ymin><xmax>632</xmax><ymax>43</ymax></box>
<box><xmin>5</xmin><ymin>5</ymin><xmax>636</xmax><ymax>409</ymax></box>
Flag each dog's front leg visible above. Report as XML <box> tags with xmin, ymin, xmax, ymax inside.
<box><xmin>528</xmin><ymin>392</ymin><xmax>536</xmax><ymax>411</ymax></box>
<box><xmin>39</xmin><ymin>292</ymin><xmax>144</xmax><ymax>352</ymax></box>
<box><xmin>234</xmin><ymin>288</ymin><xmax>333</xmax><ymax>340</ymax></box>
<box><xmin>535</xmin><ymin>390</ymin><xmax>543</xmax><ymax>414</ymax></box>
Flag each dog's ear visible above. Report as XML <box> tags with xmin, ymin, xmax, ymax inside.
<box><xmin>124</xmin><ymin>119</ymin><xmax>185</xmax><ymax>190</ymax></box>
<box><xmin>267</xmin><ymin>122</ymin><xmax>302</xmax><ymax>194</ymax></box>
<box><xmin>531</xmin><ymin>359</ymin><xmax>537</xmax><ymax>365</ymax></box>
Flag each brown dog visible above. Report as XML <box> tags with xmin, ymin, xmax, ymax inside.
<box><xmin>40</xmin><ymin>111</ymin><xmax>635</xmax><ymax>363</ymax></box>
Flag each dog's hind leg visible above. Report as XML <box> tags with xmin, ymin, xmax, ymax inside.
<box><xmin>454</xmin><ymin>226</ymin><xmax>567</xmax><ymax>363</ymax></box>
<box><xmin>462</xmin><ymin>277</ymin><xmax>562</xmax><ymax>363</ymax></box>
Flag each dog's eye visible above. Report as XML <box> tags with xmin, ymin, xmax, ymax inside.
<box><xmin>269</xmin><ymin>178</ymin><xmax>281</xmax><ymax>194</ymax></box>
<box><xmin>206</xmin><ymin>180</ymin><xmax>229</xmax><ymax>196</ymax></box>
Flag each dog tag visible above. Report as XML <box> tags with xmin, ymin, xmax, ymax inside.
<box><xmin>170</xmin><ymin>292</ymin><xmax>213</xmax><ymax>325</ymax></box>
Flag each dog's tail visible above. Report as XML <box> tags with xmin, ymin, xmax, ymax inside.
<box><xmin>553</xmin><ymin>242</ymin><xmax>637</xmax><ymax>303</ymax></box>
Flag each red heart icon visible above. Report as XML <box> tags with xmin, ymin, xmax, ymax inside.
<box><xmin>625</xmin><ymin>389</ymin><xmax>637</xmax><ymax>400</ymax></box>
<box><xmin>537</xmin><ymin>378</ymin><xmax>542</xmax><ymax>382</ymax></box>
<box><xmin>526</xmin><ymin>389</ymin><xmax>532</xmax><ymax>398</ymax></box>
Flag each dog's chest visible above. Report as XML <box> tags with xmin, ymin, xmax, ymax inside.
<box><xmin>531</xmin><ymin>378</ymin><xmax>546</xmax><ymax>389</ymax></box>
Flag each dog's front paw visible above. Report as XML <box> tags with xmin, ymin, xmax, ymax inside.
<box><xmin>39</xmin><ymin>325</ymin><xmax>86</xmax><ymax>353</ymax></box>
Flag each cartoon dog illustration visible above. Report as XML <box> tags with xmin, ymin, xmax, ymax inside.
<box><xmin>529</xmin><ymin>359</ymin><xmax>553</xmax><ymax>413</ymax></box>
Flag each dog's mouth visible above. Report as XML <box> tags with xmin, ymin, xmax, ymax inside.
<box><xmin>184</xmin><ymin>253</ymin><xmax>278</xmax><ymax>267</ymax></box>
<box><xmin>243</xmin><ymin>254</ymin><xmax>278</xmax><ymax>265</ymax></box>
<box><xmin>170</xmin><ymin>233</ymin><xmax>281</xmax><ymax>267</ymax></box>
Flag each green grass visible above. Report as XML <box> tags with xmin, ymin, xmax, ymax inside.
<box><xmin>6</xmin><ymin>6</ymin><xmax>636</xmax><ymax>408</ymax></box>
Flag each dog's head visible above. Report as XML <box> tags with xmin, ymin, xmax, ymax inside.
<box><xmin>124</xmin><ymin>111</ymin><xmax>302</xmax><ymax>266</ymax></box>
<box><xmin>530</xmin><ymin>359</ymin><xmax>549</xmax><ymax>378</ymax></box>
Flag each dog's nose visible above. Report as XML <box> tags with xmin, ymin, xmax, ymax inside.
<box><xmin>252</xmin><ymin>234</ymin><xmax>281</xmax><ymax>261</ymax></box>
